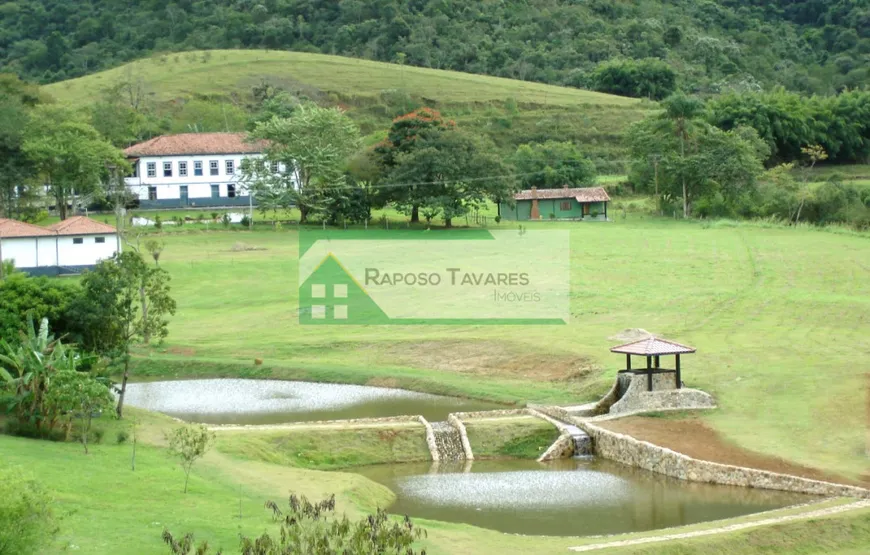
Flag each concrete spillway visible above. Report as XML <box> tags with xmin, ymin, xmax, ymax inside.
<box><xmin>431</xmin><ymin>421</ymin><xmax>466</xmax><ymax>461</ymax></box>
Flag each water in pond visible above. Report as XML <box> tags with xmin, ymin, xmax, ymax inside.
<box><xmin>122</xmin><ymin>379</ymin><xmax>503</xmax><ymax>425</ymax></box>
<box><xmin>355</xmin><ymin>458</ymin><xmax>810</xmax><ymax>536</ymax></box>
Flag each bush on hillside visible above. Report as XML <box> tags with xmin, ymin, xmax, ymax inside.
<box><xmin>163</xmin><ymin>493</ymin><xmax>426</xmax><ymax>554</ymax></box>
<box><xmin>0</xmin><ymin>467</ymin><xmax>58</xmax><ymax>555</ymax></box>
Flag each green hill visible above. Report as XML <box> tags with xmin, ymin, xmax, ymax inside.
<box><xmin>45</xmin><ymin>50</ymin><xmax>653</xmax><ymax>170</ymax></box>
<box><xmin>45</xmin><ymin>50</ymin><xmax>639</xmax><ymax>109</ymax></box>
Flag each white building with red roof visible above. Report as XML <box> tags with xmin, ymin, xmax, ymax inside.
<box><xmin>123</xmin><ymin>132</ymin><xmax>288</xmax><ymax>209</ymax></box>
<box><xmin>0</xmin><ymin>216</ymin><xmax>120</xmax><ymax>276</ymax></box>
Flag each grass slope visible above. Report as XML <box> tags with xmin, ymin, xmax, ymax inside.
<box><xmin>215</xmin><ymin>423</ymin><xmax>431</xmax><ymax>470</ymax></box>
<box><xmin>464</xmin><ymin>416</ymin><xmax>560</xmax><ymax>459</ymax></box>
<box><xmin>45</xmin><ymin>50</ymin><xmax>639</xmax><ymax>109</ymax></box>
<box><xmin>132</xmin><ymin>214</ymin><xmax>870</xmax><ymax>481</ymax></box>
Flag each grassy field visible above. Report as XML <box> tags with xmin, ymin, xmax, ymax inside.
<box><xmin>130</xmin><ymin>213</ymin><xmax>870</xmax><ymax>483</ymax></box>
<box><xmin>44</xmin><ymin>50</ymin><xmax>639</xmax><ymax>109</ymax></box>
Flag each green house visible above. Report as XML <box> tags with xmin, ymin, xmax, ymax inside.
<box><xmin>499</xmin><ymin>186</ymin><xmax>611</xmax><ymax>221</ymax></box>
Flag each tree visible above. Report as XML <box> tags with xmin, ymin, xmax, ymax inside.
<box><xmin>591</xmin><ymin>58</ymin><xmax>677</xmax><ymax>100</ymax></box>
<box><xmin>69</xmin><ymin>251</ymin><xmax>176</xmax><ymax>418</ymax></box>
<box><xmin>512</xmin><ymin>141</ymin><xmax>597</xmax><ymax>189</ymax></box>
<box><xmin>0</xmin><ymin>74</ymin><xmax>40</xmax><ymax>219</ymax></box>
<box><xmin>374</xmin><ymin>108</ymin><xmax>456</xmax><ymax>222</ymax></box>
<box><xmin>628</xmin><ymin>94</ymin><xmax>766</xmax><ymax>218</ymax></box>
<box><xmin>387</xmin><ymin>129</ymin><xmax>515</xmax><ymax>227</ymax></box>
<box><xmin>23</xmin><ymin>108</ymin><xmax>127</xmax><ymax>220</ymax></box>
<box><xmin>0</xmin><ymin>467</ymin><xmax>57</xmax><ymax>555</ymax></box>
<box><xmin>0</xmin><ymin>273</ymin><xmax>81</xmax><ymax>340</ymax></box>
<box><xmin>243</xmin><ymin>103</ymin><xmax>361</xmax><ymax>223</ymax></box>
<box><xmin>166</xmin><ymin>424</ymin><xmax>215</xmax><ymax>494</ymax></box>
<box><xmin>45</xmin><ymin>370</ymin><xmax>114</xmax><ymax>453</ymax></box>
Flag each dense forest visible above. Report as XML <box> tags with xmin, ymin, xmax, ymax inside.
<box><xmin>0</xmin><ymin>0</ymin><xmax>867</xmax><ymax>96</ymax></box>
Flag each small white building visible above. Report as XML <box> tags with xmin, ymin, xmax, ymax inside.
<box><xmin>123</xmin><ymin>132</ymin><xmax>287</xmax><ymax>209</ymax></box>
<box><xmin>0</xmin><ymin>216</ymin><xmax>120</xmax><ymax>276</ymax></box>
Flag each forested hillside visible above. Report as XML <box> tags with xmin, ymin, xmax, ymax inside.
<box><xmin>0</xmin><ymin>0</ymin><xmax>867</xmax><ymax>95</ymax></box>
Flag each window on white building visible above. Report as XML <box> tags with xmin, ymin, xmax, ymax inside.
<box><xmin>209</xmin><ymin>160</ymin><xmax>219</xmax><ymax>176</ymax></box>
<box><xmin>194</xmin><ymin>161</ymin><xmax>203</xmax><ymax>176</ymax></box>
<box><xmin>227</xmin><ymin>184</ymin><xmax>236</xmax><ymax>198</ymax></box>
<box><xmin>270</xmin><ymin>161</ymin><xmax>279</xmax><ymax>173</ymax></box>
<box><xmin>225</xmin><ymin>160</ymin><xmax>235</xmax><ymax>175</ymax></box>
<box><xmin>147</xmin><ymin>162</ymin><xmax>156</xmax><ymax>178</ymax></box>
<box><xmin>179</xmin><ymin>161</ymin><xmax>188</xmax><ymax>177</ymax></box>
<box><xmin>95</xmin><ymin>237</ymin><xmax>106</xmax><ymax>244</ymax></box>
<box><xmin>73</xmin><ymin>238</ymin><xmax>84</xmax><ymax>245</ymax></box>
<box><xmin>163</xmin><ymin>162</ymin><xmax>172</xmax><ymax>177</ymax></box>
<box><xmin>148</xmin><ymin>187</ymin><xmax>157</xmax><ymax>200</ymax></box>
<box><xmin>131</xmin><ymin>162</ymin><xmax>139</xmax><ymax>178</ymax></box>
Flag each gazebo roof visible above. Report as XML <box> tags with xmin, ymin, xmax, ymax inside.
<box><xmin>610</xmin><ymin>336</ymin><xmax>696</xmax><ymax>356</ymax></box>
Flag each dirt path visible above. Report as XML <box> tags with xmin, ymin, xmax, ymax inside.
<box><xmin>597</xmin><ymin>416</ymin><xmax>866</xmax><ymax>487</ymax></box>
<box><xmin>569</xmin><ymin>499</ymin><xmax>870</xmax><ymax>552</ymax></box>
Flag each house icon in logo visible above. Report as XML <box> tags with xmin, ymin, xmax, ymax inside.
<box><xmin>299</xmin><ymin>253</ymin><xmax>389</xmax><ymax>324</ymax></box>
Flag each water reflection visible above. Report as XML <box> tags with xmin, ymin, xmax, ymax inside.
<box><xmin>355</xmin><ymin>458</ymin><xmax>810</xmax><ymax>536</ymax></box>
<box><xmin>123</xmin><ymin>379</ymin><xmax>503</xmax><ymax>425</ymax></box>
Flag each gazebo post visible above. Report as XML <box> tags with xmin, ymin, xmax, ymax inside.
<box><xmin>654</xmin><ymin>355</ymin><xmax>660</xmax><ymax>368</ymax></box>
<box><xmin>626</xmin><ymin>354</ymin><xmax>631</xmax><ymax>371</ymax></box>
<box><xmin>675</xmin><ymin>354</ymin><xmax>681</xmax><ymax>389</ymax></box>
<box><xmin>646</xmin><ymin>355</ymin><xmax>653</xmax><ymax>391</ymax></box>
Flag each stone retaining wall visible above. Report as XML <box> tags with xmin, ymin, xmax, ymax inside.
<box><xmin>452</xmin><ymin>409</ymin><xmax>529</xmax><ymax>419</ymax></box>
<box><xmin>418</xmin><ymin>416</ymin><xmax>440</xmax><ymax>462</ymax></box>
<box><xmin>581</xmin><ymin>422</ymin><xmax>870</xmax><ymax>499</ymax></box>
<box><xmin>209</xmin><ymin>414</ymin><xmax>422</xmax><ymax>431</ymax></box>
<box><xmin>448</xmin><ymin>414</ymin><xmax>475</xmax><ymax>460</ymax></box>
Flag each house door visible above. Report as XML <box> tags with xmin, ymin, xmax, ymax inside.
<box><xmin>180</xmin><ymin>186</ymin><xmax>188</xmax><ymax>205</ymax></box>
<box><xmin>211</xmin><ymin>184</ymin><xmax>220</xmax><ymax>199</ymax></box>
<box><xmin>582</xmin><ymin>203</ymin><xmax>590</xmax><ymax>216</ymax></box>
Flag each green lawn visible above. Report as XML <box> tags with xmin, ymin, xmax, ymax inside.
<box><xmin>464</xmin><ymin>416</ymin><xmax>560</xmax><ymax>458</ymax></box>
<box><xmin>134</xmin><ymin>214</ymin><xmax>870</xmax><ymax>482</ymax></box>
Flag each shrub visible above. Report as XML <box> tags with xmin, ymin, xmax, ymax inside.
<box><xmin>221</xmin><ymin>213</ymin><xmax>231</xmax><ymax>227</ymax></box>
<box><xmin>154</xmin><ymin>215</ymin><xmax>163</xmax><ymax>229</ymax></box>
<box><xmin>210</xmin><ymin>212</ymin><xmax>219</xmax><ymax>221</ymax></box>
<box><xmin>240</xmin><ymin>214</ymin><xmax>251</xmax><ymax>228</ymax></box>
<box><xmin>117</xmin><ymin>430</ymin><xmax>130</xmax><ymax>444</ymax></box>
<box><xmin>0</xmin><ymin>467</ymin><xmax>58</xmax><ymax>555</ymax></box>
<box><xmin>163</xmin><ymin>493</ymin><xmax>426</xmax><ymax>555</ymax></box>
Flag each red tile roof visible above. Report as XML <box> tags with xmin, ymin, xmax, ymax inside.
<box><xmin>48</xmin><ymin>216</ymin><xmax>117</xmax><ymax>236</ymax></box>
<box><xmin>513</xmin><ymin>187</ymin><xmax>611</xmax><ymax>203</ymax></box>
<box><xmin>123</xmin><ymin>133</ymin><xmax>269</xmax><ymax>157</ymax></box>
<box><xmin>610</xmin><ymin>337</ymin><xmax>696</xmax><ymax>356</ymax></box>
<box><xmin>0</xmin><ymin>218</ymin><xmax>55</xmax><ymax>238</ymax></box>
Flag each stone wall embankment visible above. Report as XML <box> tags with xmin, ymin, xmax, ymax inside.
<box><xmin>581</xmin><ymin>422</ymin><xmax>870</xmax><ymax>498</ymax></box>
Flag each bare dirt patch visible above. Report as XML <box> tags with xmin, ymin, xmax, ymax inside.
<box><xmin>365</xmin><ymin>377</ymin><xmax>400</xmax><ymax>389</ymax></box>
<box><xmin>381</xmin><ymin>339</ymin><xmax>594</xmax><ymax>381</ymax></box>
<box><xmin>598</xmin><ymin>416</ymin><xmax>868</xmax><ymax>487</ymax></box>
<box><xmin>166</xmin><ymin>345</ymin><xmax>197</xmax><ymax>356</ymax></box>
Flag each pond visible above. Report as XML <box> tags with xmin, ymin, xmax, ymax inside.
<box><xmin>354</xmin><ymin>458</ymin><xmax>810</xmax><ymax>536</ymax></box>
<box><xmin>122</xmin><ymin>379</ymin><xmax>503</xmax><ymax>425</ymax></box>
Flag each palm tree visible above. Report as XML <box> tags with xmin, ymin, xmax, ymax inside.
<box><xmin>657</xmin><ymin>93</ymin><xmax>706</xmax><ymax>218</ymax></box>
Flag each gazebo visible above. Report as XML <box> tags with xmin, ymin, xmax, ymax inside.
<box><xmin>610</xmin><ymin>337</ymin><xmax>696</xmax><ymax>392</ymax></box>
